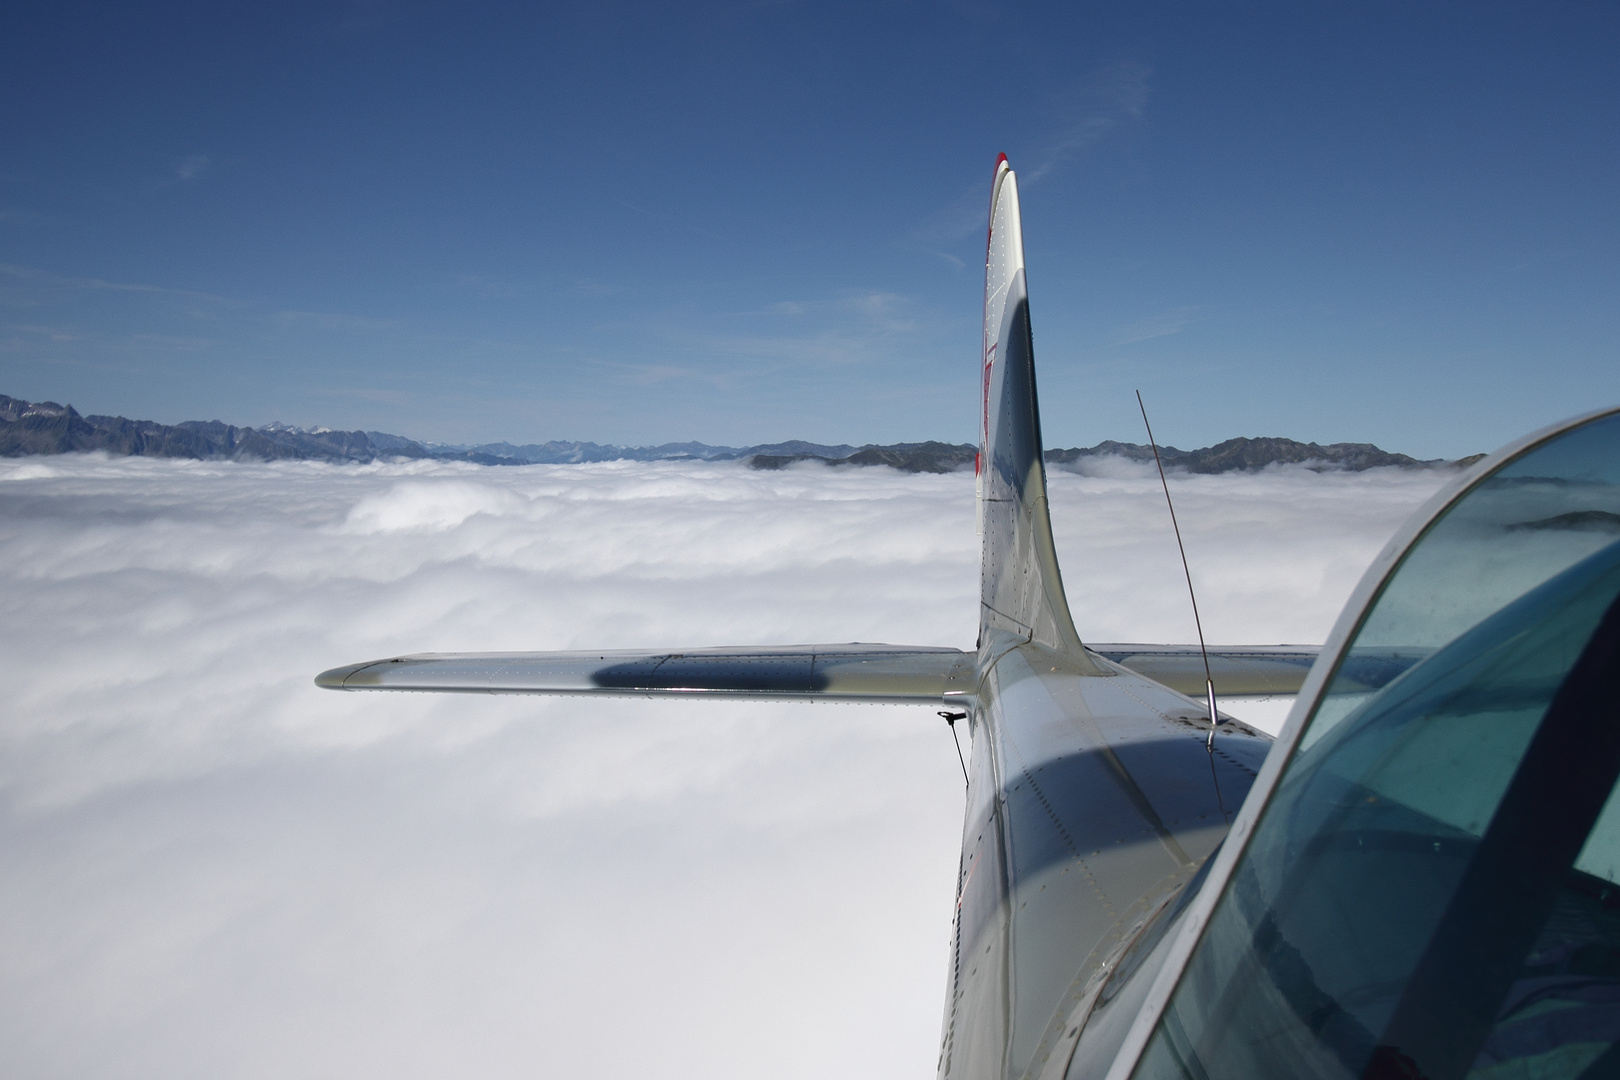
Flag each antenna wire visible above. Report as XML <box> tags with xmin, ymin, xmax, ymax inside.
<box><xmin>1135</xmin><ymin>390</ymin><xmax>1220</xmax><ymax>749</ymax></box>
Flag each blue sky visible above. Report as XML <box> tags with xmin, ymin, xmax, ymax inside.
<box><xmin>1</xmin><ymin>1</ymin><xmax>1615</xmax><ymax>457</ymax></box>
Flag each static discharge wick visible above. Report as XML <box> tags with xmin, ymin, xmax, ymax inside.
<box><xmin>1135</xmin><ymin>390</ymin><xmax>1221</xmax><ymax>750</ymax></box>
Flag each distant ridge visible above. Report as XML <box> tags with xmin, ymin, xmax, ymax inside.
<box><xmin>0</xmin><ymin>394</ymin><xmax>909</xmax><ymax>468</ymax></box>
<box><xmin>441</xmin><ymin>436</ymin><xmax>862</xmax><ymax>465</ymax></box>
<box><xmin>0</xmin><ymin>393</ymin><xmax>1480</xmax><ymax>474</ymax></box>
<box><xmin>749</xmin><ymin>441</ymin><xmax>978</xmax><ymax>474</ymax></box>
<box><xmin>1044</xmin><ymin>437</ymin><xmax>1483</xmax><ymax>473</ymax></box>
<box><xmin>0</xmin><ymin>396</ymin><xmax>447</xmax><ymax>465</ymax></box>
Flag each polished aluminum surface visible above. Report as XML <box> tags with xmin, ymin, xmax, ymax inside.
<box><xmin>318</xmin><ymin>643</ymin><xmax>976</xmax><ymax>702</ymax></box>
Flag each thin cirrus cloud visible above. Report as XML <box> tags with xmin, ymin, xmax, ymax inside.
<box><xmin>0</xmin><ymin>454</ymin><xmax>1448</xmax><ymax>1079</ymax></box>
<box><xmin>173</xmin><ymin>153</ymin><xmax>213</xmax><ymax>182</ymax></box>
<box><xmin>0</xmin><ymin>260</ymin><xmax>232</xmax><ymax>302</ymax></box>
<box><xmin>274</xmin><ymin>309</ymin><xmax>400</xmax><ymax>332</ymax></box>
<box><xmin>906</xmin><ymin>60</ymin><xmax>1154</xmax><ymax>266</ymax></box>
<box><xmin>659</xmin><ymin>291</ymin><xmax>936</xmax><ymax>378</ymax></box>
<box><xmin>1106</xmin><ymin>306</ymin><xmax>1211</xmax><ymax>346</ymax></box>
<box><xmin>586</xmin><ymin>357</ymin><xmax>735</xmax><ymax>389</ymax></box>
<box><xmin>1022</xmin><ymin>60</ymin><xmax>1152</xmax><ymax>183</ymax></box>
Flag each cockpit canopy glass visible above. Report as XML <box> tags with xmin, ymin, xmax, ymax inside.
<box><xmin>1132</xmin><ymin>411</ymin><xmax>1620</xmax><ymax>1080</ymax></box>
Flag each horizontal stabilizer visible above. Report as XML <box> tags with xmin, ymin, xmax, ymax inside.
<box><xmin>1087</xmin><ymin>644</ymin><xmax>1319</xmax><ymax>696</ymax></box>
<box><xmin>316</xmin><ymin>644</ymin><xmax>975</xmax><ymax>703</ymax></box>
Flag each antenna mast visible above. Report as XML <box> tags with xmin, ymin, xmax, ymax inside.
<box><xmin>1135</xmin><ymin>391</ymin><xmax>1220</xmax><ymax>749</ymax></box>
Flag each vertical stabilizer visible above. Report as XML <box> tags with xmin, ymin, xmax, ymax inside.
<box><xmin>978</xmin><ymin>157</ymin><xmax>1096</xmax><ymax>669</ymax></box>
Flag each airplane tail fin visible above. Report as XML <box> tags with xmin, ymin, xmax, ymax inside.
<box><xmin>977</xmin><ymin>157</ymin><xmax>1097</xmax><ymax>670</ymax></box>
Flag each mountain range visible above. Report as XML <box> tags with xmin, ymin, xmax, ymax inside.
<box><xmin>0</xmin><ymin>393</ymin><xmax>1479</xmax><ymax>474</ymax></box>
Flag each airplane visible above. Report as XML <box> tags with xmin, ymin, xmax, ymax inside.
<box><xmin>318</xmin><ymin>155</ymin><xmax>1620</xmax><ymax>1080</ymax></box>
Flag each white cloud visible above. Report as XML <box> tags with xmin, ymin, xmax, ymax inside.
<box><xmin>0</xmin><ymin>454</ymin><xmax>1447</xmax><ymax>1078</ymax></box>
<box><xmin>1024</xmin><ymin>61</ymin><xmax>1152</xmax><ymax>183</ymax></box>
<box><xmin>1106</xmin><ymin>306</ymin><xmax>1210</xmax><ymax>346</ymax></box>
<box><xmin>174</xmin><ymin>153</ymin><xmax>213</xmax><ymax>182</ymax></box>
<box><xmin>274</xmin><ymin>309</ymin><xmax>397</xmax><ymax>332</ymax></box>
<box><xmin>667</xmin><ymin>290</ymin><xmax>931</xmax><ymax>376</ymax></box>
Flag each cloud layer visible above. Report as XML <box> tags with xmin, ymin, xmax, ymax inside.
<box><xmin>0</xmin><ymin>455</ymin><xmax>1449</xmax><ymax>1078</ymax></box>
